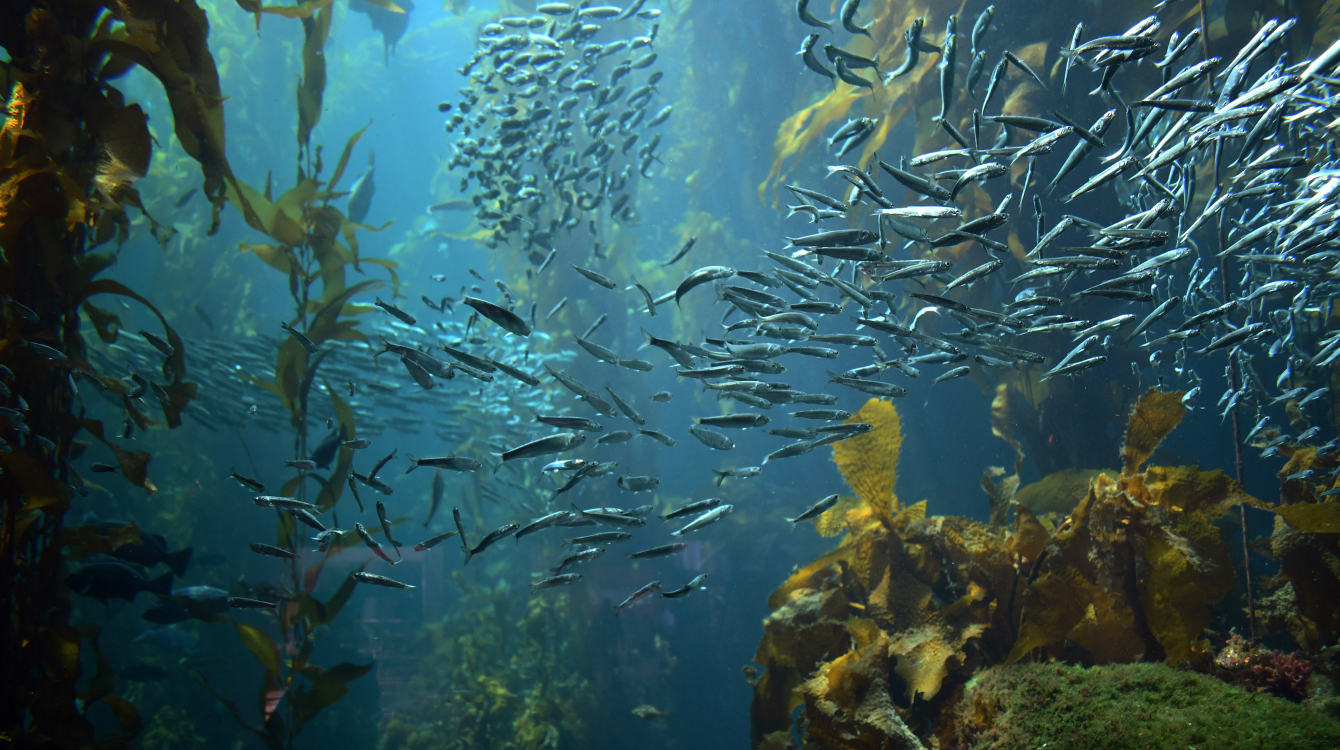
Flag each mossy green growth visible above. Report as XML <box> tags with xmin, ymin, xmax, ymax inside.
<box><xmin>952</xmin><ymin>662</ymin><xmax>1340</xmax><ymax>750</ymax></box>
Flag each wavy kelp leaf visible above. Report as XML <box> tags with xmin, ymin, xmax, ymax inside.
<box><xmin>291</xmin><ymin>661</ymin><xmax>375</xmax><ymax>728</ymax></box>
<box><xmin>831</xmin><ymin>398</ymin><xmax>902</xmax><ymax>526</ymax></box>
<box><xmin>227</xmin><ymin>179</ymin><xmax>305</xmax><ymax>246</ymax></box>
<box><xmin>81</xmin><ymin>301</ymin><xmax>121</xmax><ymax>343</ymax></box>
<box><xmin>980</xmin><ymin>466</ymin><xmax>1018</xmax><ymax>528</ymax></box>
<box><xmin>1275</xmin><ymin>502</ymin><xmax>1340</xmax><ymax>533</ymax></box>
<box><xmin>297</xmin><ymin>8</ymin><xmax>332</xmax><ymax>149</ymax></box>
<box><xmin>234</xmin><ymin>620</ymin><xmax>283</xmax><ymax>678</ymax></box>
<box><xmin>86</xmin><ymin>88</ymin><xmax>151</xmax><ymax>199</ymax></box>
<box><xmin>752</xmin><ymin>587</ymin><xmax>852</xmax><ymax>740</ymax></box>
<box><xmin>815</xmin><ymin>495</ymin><xmax>862</xmax><ymax>537</ymax></box>
<box><xmin>317</xmin><ymin>562</ymin><xmax>369</xmax><ymax>626</ymax></box>
<box><xmin>766</xmin><ymin>545</ymin><xmax>854</xmax><ymax>611</ymax></box>
<box><xmin>1016</xmin><ymin>468</ymin><xmax>1115</xmax><ymax>515</ymax></box>
<box><xmin>990</xmin><ymin>384</ymin><xmax>1027</xmax><ymax>473</ymax></box>
<box><xmin>234</xmin><ymin>0</ymin><xmax>262</xmax><ymax>30</ymax></box>
<box><xmin>1006</xmin><ymin>504</ymin><xmax>1049</xmax><ymax>571</ymax></box>
<box><xmin>91</xmin><ymin>0</ymin><xmax>260</xmax><ymax>236</ymax></box>
<box><xmin>799</xmin><ymin>626</ymin><xmax>924</xmax><ymax>747</ymax></box>
<box><xmin>1138</xmin><ymin>465</ymin><xmax>1267</xmax><ymax>517</ymax></box>
<box><xmin>74</xmin><ymin>418</ymin><xmax>153</xmax><ymax>492</ymax></box>
<box><xmin>240</xmin><ymin>243</ymin><xmax>293</xmax><ymax>274</ymax></box>
<box><xmin>326</xmin><ymin>123</ymin><xmax>372</xmax><ymax>195</ymax></box>
<box><xmin>192</xmin><ymin>671</ymin><xmax>284</xmax><ymax>750</ymax></box>
<box><xmin>1138</xmin><ymin>509</ymin><xmax>1234</xmax><ymax>666</ymax></box>
<box><xmin>1120</xmin><ymin>388</ymin><xmax>1186</xmax><ymax>476</ymax></box>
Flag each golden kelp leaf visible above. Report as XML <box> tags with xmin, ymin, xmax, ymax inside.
<box><xmin>1017</xmin><ymin>468</ymin><xmax>1115</xmax><ymax>515</ymax></box>
<box><xmin>980</xmin><ymin>466</ymin><xmax>1018</xmax><ymax>528</ymax></box>
<box><xmin>815</xmin><ymin>495</ymin><xmax>861</xmax><ymax>537</ymax></box>
<box><xmin>1141</xmin><ymin>465</ymin><xmax>1267</xmax><ymax>517</ymax></box>
<box><xmin>766</xmin><ymin>545</ymin><xmax>853</xmax><ymax>611</ymax></box>
<box><xmin>1066</xmin><ymin>587</ymin><xmax>1147</xmax><ymax>664</ymax></box>
<box><xmin>58</xmin><ymin>523</ymin><xmax>141</xmax><ymax>559</ymax></box>
<box><xmin>1139</xmin><ymin>511</ymin><xmax>1235</xmax><ymax>665</ymax></box>
<box><xmin>1120</xmin><ymin>388</ymin><xmax>1186</xmax><ymax>476</ymax></box>
<box><xmin>890</xmin><ymin>499</ymin><xmax>926</xmax><ymax>533</ymax></box>
<box><xmin>226</xmin><ymin>179</ymin><xmax>304</xmax><ymax>246</ymax></box>
<box><xmin>297</xmin><ymin>8</ymin><xmax>332</xmax><ymax>149</ymax></box>
<box><xmin>831</xmin><ymin>398</ymin><xmax>902</xmax><ymax>526</ymax></box>
<box><xmin>1006</xmin><ymin>504</ymin><xmax>1048</xmax><ymax>570</ymax></box>
<box><xmin>327</xmin><ymin>123</ymin><xmax>371</xmax><ymax>194</ymax></box>
<box><xmin>240</xmin><ymin>243</ymin><xmax>292</xmax><ymax>274</ymax></box>
<box><xmin>234</xmin><ymin>621</ymin><xmax>283</xmax><ymax>678</ymax></box>
<box><xmin>1006</xmin><ymin>566</ymin><xmax>1093</xmax><ymax>663</ymax></box>
<box><xmin>1275</xmin><ymin>502</ymin><xmax>1340</xmax><ymax>534</ymax></box>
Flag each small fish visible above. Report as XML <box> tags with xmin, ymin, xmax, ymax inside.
<box><xmin>464</xmin><ymin>523</ymin><xmax>521</xmax><ymax>564</ymax></box>
<box><xmin>630</xmin><ymin>277</ymin><xmax>657</xmax><ymax>317</ymax></box>
<box><xmin>663</xmin><ymin>237</ymin><xmax>697</xmax><ymax>266</ymax></box>
<box><xmin>139</xmin><ymin>330</ymin><xmax>174</xmax><ymax>358</ymax></box>
<box><xmin>567</xmin><ymin>531</ymin><xmax>635</xmax><ymax>547</ymax></box>
<box><xmin>639</xmin><ymin>429</ymin><xmax>677</xmax><ymax>446</ymax></box>
<box><xmin>605</xmin><ymin>385</ymin><xmax>646</xmax><ymax>425</ymax></box>
<box><xmin>571</xmin><ymin>264</ymin><xmax>618</xmax><ymax>289</ymax></box>
<box><xmin>286</xmin><ymin>459</ymin><xmax>317</xmax><ymax>471</ymax></box>
<box><xmin>786</xmin><ymin>494</ymin><xmax>840</xmax><ymax>528</ymax></box>
<box><xmin>413</xmin><ymin>530</ymin><xmax>459</xmax><ymax>552</ymax></box>
<box><xmin>463</xmin><ymin>296</ymin><xmax>531</xmax><ymax>337</ymax></box>
<box><xmin>799</xmin><ymin>33</ymin><xmax>836</xmax><ymax>79</ymax></box>
<box><xmin>353</xmin><ymin>572</ymin><xmax>415</xmax><ymax>590</ymax></box>
<box><xmin>572</xmin><ymin>504</ymin><xmax>647</xmax><ymax>529</ymax></box>
<box><xmin>374</xmin><ymin>297</ymin><xmax>417</xmax><ymax>325</ymax></box>
<box><xmin>711</xmin><ymin>466</ymin><xmax>762</xmax><ymax>485</ymax></box>
<box><xmin>249</xmin><ymin>542</ymin><xmax>296</xmax><ymax>560</ymax></box>
<box><xmin>625</xmin><ymin>544</ymin><xmax>685</xmax><ymax>562</ymax></box>
<box><xmin>839</xmin><ymin>0</ymin><xmax>871</xmax><ymax>37</ymax></box>
<box><xmin>688</xmin><ymin>425</ymin><xmax>735</xmax><ymax>450</ymax></box>
<box><xmin>676</xmin><ymin>266</ymin><xmax>736</xmax><ymax>306</ymax></box>
<box><xmin>552</xmin><ymin>546</ymin><xmax>605</xmax><ymax>574</ymax></box>
<box><xmin>596</xmin><ymin>430</ymin><xmax>635</xmax><ymax>445</ymax></box>
<box><xmin>650</xmin><ymin>391</ymin><xmax>673</xmax><ymax>402</ymax></box>
<box><xmin>253</xmin><ymin>496</ymin><xmax>318</xmax><ymax>511</ymax></box>
<box><xmin>229</xmin><ymin>471</ymin><xmax>265</xmax><ymax>493</ymax></box>
<box><xmin>661</xmin><ymin>573</ymin><xmax>708</xmax><ymax>599</ymax></box>
<box><xmin>671</xmin><ymin>504</ymin><xmax>734</xmax><ymax>536</ymax></box>
<box><xmin>406</xmin><ymin>454</ymin><xmax>481</xmax><ymax>473</ymax></box>
<box><xmin>531</xmin><ymin>573</ymin><xmax>584</xmax><ymax>593</ymax></box>
<box><xmin>662</xmin><ymin>497</ymin><xmax>723</xmax><ymax>521</ymax></box>
<box><xmin>796</xmin><ymin>0</ymin><xmax>830</xmax><ymax>30</ymax></box>
<box><xmin>370</xmin><ymin>449</ymin><xmax>398</xmax><ymax>478</ymax></box>
<box><xmin>354</xmin><ymin>522</ymin><xmax>397</xmax><ymax>566</ymax></box>
<box><xmin>347</xmin><ymin>474</ymin><xmax>365</xmax><ymax>512</ymax></box>
<box><xmin>376</xmin><ymin>501</ymin><xmax>402</xmax><ymax>558</ymax></box>
<box><xmin>617</xmin><ymin>474</ymin><xmax>661</xmax><ymax>492</ymax></box>
<box><xmin>280</xmin><ymin>321</ymin><xmax>319</xmax><ymax>354</ymax></box>
<box><xmin>613</xmin><ymin>580</ymin><xmax>662</xmax><ymax>616</ymax></box>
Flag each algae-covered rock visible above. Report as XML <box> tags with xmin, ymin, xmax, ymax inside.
<box><xmin>950</xmin><ymin>662</ymin><xmax>1340</xmax><ymax>750</ymax></box>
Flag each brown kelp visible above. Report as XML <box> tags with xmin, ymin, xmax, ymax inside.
<box><xmin>0</xmin><ymin>0</ymin><xmax>260</xmax><ymax>740</ymax></box>
<box><xmin>750</xmin><ymin>390</ymin><xmax>1340</xmax><ymax>748</ymax></box>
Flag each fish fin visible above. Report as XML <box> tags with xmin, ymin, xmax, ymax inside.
<box><xmin>404</xmin><ymin>454</ymin><xmax>420</xmax><ymax>473</ymax></box>
<box><xmin>148</xmin><ymin>571</ymin><xmax>174</xmax><ymax>597</ymax></box>
<box><xmin>165</xmin><ymin>547</ymin><xmax>193</xmax><ymax>578</ymax></box>
<box><xmin>462</xmin><ymin>546</ymin><xmax>473</xmax><ymax>565</ymax></box>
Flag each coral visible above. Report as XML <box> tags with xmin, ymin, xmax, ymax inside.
<box><xmin>829</xmin><ymin>398</ymin><xmax>903</xmax><ymax>528</ymax></box>
<box><xmin>949</xmin><ymin>662</ymin><xmax>1340</xmax><ymax>750</ymax></box>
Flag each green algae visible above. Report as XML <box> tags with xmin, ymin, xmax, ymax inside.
<box><xmin>952</xmin><ymin>662</ymin><xmax>1340</xmax><ymax>750</ymax></box>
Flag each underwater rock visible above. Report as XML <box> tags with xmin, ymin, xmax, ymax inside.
<box><xmin>948</xmin><ymin>662</ymin><xmax>1340</xmax><ymax>750</ymax></box>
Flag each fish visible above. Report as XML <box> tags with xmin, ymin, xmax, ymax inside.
<box><xmin>566</xmin><ymin>531</ymin><xmax>635</xmax><ymax>547</ymax></box>
<box><xmin>786</xmin><ymin>494</ymin><xmax>840</xmax><ymax>528</ymax></box>
<box><xmin>347</xmin><ymin>474</ymin><xmax>365</xmax><ymax>512</ymax></box>
<box><xmin>605</xmin><ymin>385</ymin><xmax>645</xmax><ymax>425</ymax></box>
<box><xmin>354</xmin><ymin>522</ymin><xmax>397</xmax><ymax>566</ymax></box>
<box><xmin>662</xmin><ymin>236</ymin><xmax>697</xmax><ymax>266</ymax></box>
<box><xmin>662</xmin><ymin>497</ymin><xmax>722</xmax><ymax>521</ymax></box>
<box><xmin>695</xmin><ymin>413</ymin><xmax>770</xmax><ymax>428</ymax></box>
<box><xmin>552</xmin><ymin>546</ymin><xmax>605</xmax><ymax>574</ymax></box>
<box><xmin>796</xmin><ymin>0</ymin><xmax>830</xmax><ymax>30</ymax></box>
<box><xmin>353</xmin><ymin>572</ymin><xmax>415</xmax><ymax>590</ymax></box>
<box><xmin>835</xmin><ymin>58</ymin><xmax>874</xmax><ymax>91</ymax></box>
<box><xmin>501</xmin><ymin>433</ymin><xmax>586</xmax><ymax>463</ymax></box>
<box><xmin>376</xmin><ymin>501</ymin><xmax>403</xmax><ymax>558</ymax></box>
<box><xmin>571</xmin><ymin>264</ymin><xmax>618</xmax><ymax>289</ymax></box>
<box><xmin>531</xmin><ymin>573</ymin><xmax>584</xmax><ymax>593</ymax></box>
<box><xmin>462</xmin><ymin>296</ymin><xmax>531</xmax><ymax>337</ymax></box>
<box><xmin>688</xmin><ymin>425</ymin><xmax>735</xmax><ymax>450</ymax></box>
<box><xmin>346</xmin><ymin>150</ymin><xmax>375</xmax><ymax>223</ymax></box>
<box><xmin>67</xmin><ymin>560</ymin><xmax>172</xmax><ymax>602</ymax></box>
<box><xmin>627</xmin><ymin>543</ymin><xmax>687</xmax><ymax>560</ymax></box>
<box><xmin>616</xmin><ymin>474</ymin><xmax>661</xmax><ymax>492</ymax></box>
<box><xmin>839</xmin><ymin>0</ymin><xmax>871</xmax><ymax>37</ymax></box>
<box><xmin>374</xmin><ymin>297</ymin><xmax>416</xmax><ymax>325</ymax></box>
<box><xmin>661</xmin><ymin>574</ymin><xmax>708</xmax><ymax>599</ymax></box>
<box><xmin>671</xmin><ymin>504</ymin><xmax>734</xmax><ymax>536</ymax></box>
<box><xmin>250</xmin><ymin>542</ymin><xmax>296</xmax><ymax>559</ymax></box>
<box><xmin>406</xmin><ymin>454</ymin><xmax>480</xmax><ymax>473</ymax></box>
<box><xmin>676</xmin><ymin>266</ymin><xmax>736</xmax><ymax>306</ymax></box>
<box><xmin>613</xmin><ymin>580</ymin><xmax>662</xmax><ymax>616</ymax></box>
<box><xmin>572</xmin><ymin>504</ymin><xmax>647</xmax><ymax>529</ymax></box>
<box><xmin>279</xmin><ymin>321</ymin><xmax>319</xmax><ymax>354</ymax></box>
<box><xmin>463</xmin><ymin>523</ymin><xmax>520</xmax><ymax>564</ymax></box>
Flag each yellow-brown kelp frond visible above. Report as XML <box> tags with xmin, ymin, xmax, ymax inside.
<box><xmin>1016</xmin><ymin>468</ymin><xmax>1116</xmax><ymax>516</ymax></box>
<box><xmin>1007</xmin><ymin>392</ymin><xmax>1261</xmax><ymax>667</ymax></box>
<box><xmin>1119</xmin><ymin>388</ymin><xmax>1186</xmax><ymax>476</ymax></box>
<box><xmin>830</xmin><ymin>398</ymin><xmax>903</xmax><ymax>528</ymax></box>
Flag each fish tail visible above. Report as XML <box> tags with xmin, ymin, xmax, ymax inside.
<box><xmin>148</xmin><ymin>571</ymin><xmax>174</xmax><ymax>597</ymax></box>
<box><xmin>461</xmin><ymin>545</ymin><xmax>473</xmax><ymax>565</ymax></box>
<box><xmin>165</xmin><ymin>547</ymin><xmax>193</xmax><ymax>578</ymax></box>
<box><xmin>405</xmin><ymin>454</ymin><xmax>420</xmax><ymax>473</ymax></box>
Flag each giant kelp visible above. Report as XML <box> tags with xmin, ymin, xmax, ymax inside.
<box><xmin>0</xmin><ymin>0</ymin><xmax>249</xmax><ymax>741</ymax></box>
<box><xmin>746</xmin><ymin>390</ymin><xmax>1334</xmax><ymax>749</ymax></box>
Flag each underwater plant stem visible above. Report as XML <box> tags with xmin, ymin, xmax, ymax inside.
<box><xmin>1198</xmin><ymin>0</ymin><xmax>1210</xmax><ymax>62</ymax></box>
<box><xmin>1217</xmin><ymin>230</ymin><xmax>1257</xmax><ymax>640</ymax></box>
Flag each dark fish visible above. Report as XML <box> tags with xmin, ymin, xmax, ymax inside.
<box><xmin>310</xmin><ymin>427</ymin><xmax>344</xmax><ymax>469</ymax></box>
<box><xmin>839</xmin><ymin>0</ymin><xmax>871</xmax><ymax>37</ymax></box>
<box><xmin>786</xmin><ymin>494</ymin><xmax>840</xmax><ymax>527</ymax></box>
<box><xmin>406</xmin><ymin>454</ymin><xmax>480</xmax><ymax>473</ymax></box>
<box><xmin>796</xmin><ymin>0</ymin><xmax>830</xmax><ymax>29</ymax></box>
<box><xmin>250</xmin><ymin>542</ymin><xmax>296</xmax><ymax>560</ymax></box>
<box><xmin>531</xmin><ymin>573</ymin><xmax>584</xmax><ymax>593</ymax></box>
<box><xmin>799</xmin><ymin>33</ymin><xmax>836</xmax><ymax>80</ymax></box>
<box><xmin>354</xmin><ymin>522</ymin><xmax>397</xmax><ymax>566</ymax></box>
<box><xmin>627</xmin><ymin>543</ymin><xmax>687</xmax><ymax>560</ymax></box>
<box><xmin>376</xmin><ymin>501</ymin><xmax>403</xmax><ymax>558</ymax></box>
<box><xmin>353</xmin><ymin>572</ymin><xmax>415</xmax><ymax>590</ymax></box>
<box><xmin>108</xmin><ymin>530</ymin><xmax>193</xmax><ymax>577</ymax></box>
<box><xmin>67</xmin><ymin>561</ymin><xmax>172</xmax><ymax>603</ymax></box>
<box><xmin>502</xmin><ymin>432</ymin><xmax>587</xmax><ymax>463</ymax></box>
<box><xmin>661</xmin><ymin>574</ymin><xmax>708</xmax><ymax>599</ymax></box>
<box><xmin>347</xmin><ymin>474</ymin><xmax>365</xmax><ymax>512</ymax></box>
<box><xmin>571</xmin><ymin>264</ymin><xmax>618</xmax><ymax>289</ymax></box>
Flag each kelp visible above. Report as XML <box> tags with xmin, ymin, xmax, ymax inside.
<box><xmin>0</xmin><ymin>0</ymin><xmax>237</xmax><ymax>740</ymax></box>
<box><xmin>828</xmin><ymin>398</ymin><xmax>903</xmax><ymax>528</ymax></box>
<box><xmin>749</xmin><ymin>390</ymin><xmax>1295</xmax><ymax>749</ymax></box>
